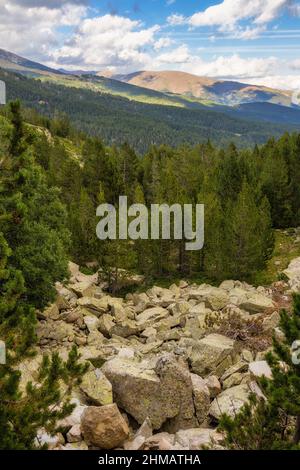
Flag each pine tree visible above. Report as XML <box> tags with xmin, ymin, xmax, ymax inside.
<box><xmin>0</xmin><ymin>232</ymin><xmax>88</xmax><ymax>449</ymax></box>
<box><xmin>219</xmin><ymin>294</ymin><xmax>300</xmax><ymax>450</ymax></box>
<box><xmin>0</xmin><ymin>101</ymin><xmax>70</xmax><ymax>309</ymax></box>
<box><xmin>225</xmin><ymin>181</ymin><xmax>274</xmax><ymax>280</ymax></box>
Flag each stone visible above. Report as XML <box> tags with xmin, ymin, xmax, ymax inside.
<box><xmin>87</xmin><ymin>330</ymin><xmax>105</xmax><ymax>346</ymax></box>
<box><xmin>63</xmin><ymin>442</ymin><xmax>88</xmax><ymax>451</ymax></box>
<box><xmin>83</xmin><ymin>315</ymin><xmax>100</xmax><ymax>333</ymax></box>
<box><xmin>111</xmin><ymin>319</ymin><xmax>139</xmax><ymax>338</ymax></box>
<box><xmin>124</xmin><ymin>418</ymin><xmax>153</xmax><ymax>451</ymax></box>
<box><xmin>222</xmin><ymin>372</ymin><xmax>245</xmax><ymax>389</ymax></box>
<box><xmin>204</xmin><ymin>376</ymin><xmax>221</xmax><ymax>399</ymax></box>
<box><xmin>283</xmin><ymin>257</ymin><xmax>300</xmax><ymax>282</ymax></box>
<box><xmin>142</xmin><ymin>433</ymin><xmax>175</xmax><ymax>450</ymax></box>
<box><xmin>66</xmin><ymin>424</ymin><xmax>82</xmax><ymax>443</ymax></box>
<box><xmin>175</xmin><ymin>428</ymin><xmax>223</xmax><ymax>450</ymax></box>
<box><xmin>80</xmin><ymin>369</ymin><xmax>113</xmax><ymax>406</ymax></box>
<box><xmin>262</xmin><ymin>311</ymin><xmax>280</xmax><ymax>332</ymax></box>
<box><xmin>102</xmin><ymin>354</ymin><xmax>197</xmax><ymax>431</ymax></box>
<box><xmin>136</xmin><ymin>307</ymin><xmax>169</xmax><ymax>330</ymax></box>
<box><xmin>70</xmin><ymin>282</ymin><xmax>96</xmax><ymax>298</ymax></box>
<box><xmin>77</xmin><ymin>296</ymin><xmax>110</xmax><ymax>316</ymax></box>
<box><xmin>209</xmin><ymin>384</ymin><xmax>252</xmax><ymax>421</ymax></box>
<box><xmin>98</xmin><ymin>314</ymin><xmax>115</xmax><ymax>337</ymax></box>
<box><xmin>81</xmin><ymin>404</ymin><xmax>129</xmax><ymax>449</ymax></box>
<box><xmin>41</xmin><ymin>303</ymin><xmax>60</xmax><ymax>321</ymax></box>
<box><xmin>190</xmin><ymin>374</ymin><xmax>210</xmax><ymax>424</ymax></box>
<box><xmin>69</xmin><ymin>261</ymin><xmax>80</xmax><ymax>277</ymax></box>
<box><xmin>239</xmin><ymin>293</ymin><xmax>275</xmax><ymax>314</ymax></box>
<box><xmin>190</xmin><ymin>334</ymin><xmax>236</xmax><ymax>377</ymax></box>
<box><xmin>241</xmin><ymin>349</ymin><xmax>254</xmax><ymax>363</ymax></box>
<box><xmin>189</xmin><ymin>286</ymin><xmax>229</xmax><ymax>310</ymax></box>
<box><xmin>221</xmin><ymin>361</ymin><xmax>248</xmax><ymax>382</ymax></box>
<box><xmin>249</xmin><ymin>361</ymin><xmax>272</xmax><ymax>380</ymax></box>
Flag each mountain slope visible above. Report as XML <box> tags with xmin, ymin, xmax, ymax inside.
<box><xmin>1</xmin><ymin>68</ymin><xmax>299</xmax><ymax>154</ymax></box>
<box><xmin>115</xmin><ymin>70</ymin><xmax>293</xmax><ymax>107</ymax></box>
<box><xmin>1</xmin><ymin>48</ymin><xmax>300</xmax><ymax>129</ymax></box>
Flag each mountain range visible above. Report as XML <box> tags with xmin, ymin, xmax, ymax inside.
<box><xmin>1</xmin><ymin>47</ymin><xmax>300</xmax><ymax>152</ymax></box>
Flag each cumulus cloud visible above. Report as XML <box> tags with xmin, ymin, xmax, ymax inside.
<box><xmin>156</xmin><ymin>45</ymin><xmax>190</xmax><ymax>64</ymax></box>
<box><xmin>189</xmin><ymin>0</ymin><xmax>289</xmax><ymax>29</ymax></box>
<box><xmin>51</xmin><ymin>14</ymin><xmax>160</xmax><ymax>71</ymax></box>
<box><xmin>167</xmin><ymin>0</ymin><xmax>290</xmax><ymax>39</ymax></box>
<box><xmin>0</xmin><ymin>0</ymin><xmax>87</xmax><ymax>59</ymax></box>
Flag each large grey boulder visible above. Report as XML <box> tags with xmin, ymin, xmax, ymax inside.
<box><xmin>102</xmin><ymin>354</ymin><xmax>198</xmax><ymax>431</ymax></box>
<box><xmin>189</xmin><ymin>334</ymin><xmax>237</xmax><ymax>377</ymax></box>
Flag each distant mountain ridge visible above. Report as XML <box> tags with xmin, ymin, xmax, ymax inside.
<box><xmin>1</xmin><ymin>47</ymin><xmax>300</xmax><ymax>147</ymax></box>
<box><xmin>109</xmin><ymin>70</ymin><xmax>293</xmax><ymax>108</ymax></box>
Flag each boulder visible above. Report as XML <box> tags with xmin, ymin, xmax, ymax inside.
<box><xmin>189</xmin><ymin>334</ymin><xmax>236</xmax><ymax>377</ymax></box>
<box><xmin>83</xmin><ymin>315</ymin><xmax>100</xmax><ymax>333</ymax></box>
<box><xmin>204</xmin><ymin>376</ymin><xmax>221</xmax><ymax>399</ymax></box>
<box><xmin>70</xmin><ymin>282</ymin><xmax>96</xmax><ymax>298</ymax></box>
<box><xmin>209</xmin><ymin>384</ymin><xmax>252</xmax><ymax>420</ymax></box>
<box><xmin>249</xmin><ymin>361</ymin><xmax>272</xmax><ymax>380</ymax></box>
<box><xmin>136</xmin><ymin>307</ymin><xmax>169</xmax><ymax>330</ymax></box>
<box><xmin>80</xmin><ymin>369</ymin><xmax>113</xmax><ymax>406</ymax></box>
<box><xmin>189</xmin><ymin>286</ymin><xmax>229</xmax><ymax>310</ymax></box>
<box><xmin>239</xmin><ymin>293</ymin><xmax>275</xmax><ymax>314</ymax></box>
<box><xmin>283</xmin><ymin>257</ymin><xmax>300</xmax><ymax>282</ymax></box>
<box><xmin>190</xmin><ymin>374</ymin><xmax>210</xmax><ymax>424</ymax></box>
<box><xmin>66</xmin><ymin>424</ymin><xmax>82</xmax><ymax>443</ymax></box>
<box><xmin>142</xmin><ymin>433</ymin><xmax>175</xmax><ymax>450</ymax></box>
<box><xmin>77</xmin><ymin>296</ymin><xmax>110</xmax><ymax>316</ymax></box>
<box><xmin>110</xmin><ymin>319</ymin><xmax>139</xmax><ymax>338</ymax></box>
<box><xmin>175</xmin><ymin>428</ymin><xmax>223</xmax><ymax>450</ymax></box>
<box><xmin>102</xmin><ymin>355</ymin><xmax>197</xmax><ymax>431</ymax></box>
<box><xmin>81</xmin><ymin>404</ymin><xmax>129</xmax><ymax>449</ymax></box>
<box><xmin>124</xmin><ymin>418</ymin><xmax>152</xmax><ymax>451</ymax></box>
<box><xmin>98</xmin><ymin>314</ymin><xmax>115</xmax><ymax>337</ymax></box>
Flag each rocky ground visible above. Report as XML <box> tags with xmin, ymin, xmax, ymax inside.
<box><xmin>18</xmin><ymin>257</ymin><xmax>300</xmax><ymax>451</ymax></box>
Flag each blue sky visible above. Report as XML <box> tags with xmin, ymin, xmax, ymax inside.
<box><xmin>1</xmin><ymin>1</ymin><xmax>300</xmax><ymax>89</ymax></box>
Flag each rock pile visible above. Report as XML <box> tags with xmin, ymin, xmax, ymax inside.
<box><xmin>20</xmin><ymin>259</ymin><xmax>292</xmax><ymax>451</ymax></box>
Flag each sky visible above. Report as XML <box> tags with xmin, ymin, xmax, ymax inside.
<box><xmin>1</xmin><ymin>0</ymin><xmax>300</xmax><ymax>89</ymax></box>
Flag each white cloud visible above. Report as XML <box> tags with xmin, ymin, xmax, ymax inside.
<box><xmin>51</xmin><ymin>14</ymin><xmax>160</xmax><ymax>71</ymax></box>
<box><xmin>154</xmin><ymin>37</ymin><xmax>174</xmax><ymax>50</ymax></box>
<box><xmin>189</xmin><ymin>0</ymin><xmax>289</xmax><ymax>29</ymax></box>
<box><xmin>167</xmin><ymin>13</ymin><xmax>186</xmax><ymax>26</ymax></box>
<box><xmin>156</xmin><ymin>45</ymin><xmax>190</xmax><ymax>64</ymax></box>
<box><xmin>0</xmin><ymin>1</ymin><xmax>87</xmax><ymax>59</ymax></box>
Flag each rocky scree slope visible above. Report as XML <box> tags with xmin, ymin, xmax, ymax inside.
<box><xmin>18</xmin><ymin>258</ymin><xmax>300</xmax><ymax>451</ymax></box>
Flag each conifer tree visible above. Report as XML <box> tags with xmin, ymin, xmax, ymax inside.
<box><xmin>0</xmin><ymin>232</ymin><xmax>88</xmax><ymax>450</ymax></box>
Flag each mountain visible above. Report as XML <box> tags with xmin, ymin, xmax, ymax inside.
<box><xmin>1</xmin><ymin>67</ymin><xmax>299</xmax><ymax>154</ymax></box>
<box><xmin>0</xmin><ymin>48</ymin><xmax>61</xmax><ymax>76</ymax></box>
<box><xmin>113</xmin><ymin>70</ymin><xmax>293</xmax><ymax>108</ymax></box>
<box><xmin>1</xmin><ymin>48</ymin><xmax>300</xmax><ymax>153</ymax></box>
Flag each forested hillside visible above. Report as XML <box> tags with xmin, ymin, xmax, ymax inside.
<box><xmin>1</xmin><ymin>69</ymin><xmax>298</xmax><ymax>154</ymax></box>
<box><xmin>1</xmin><ymin>100</ymin><xmax>300</xmax><ymax>290</ymax></box>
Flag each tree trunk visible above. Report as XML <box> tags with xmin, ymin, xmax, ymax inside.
<box><xmin>293</xmin><ymin>416</ymin><xmax>300</xmax><ymax>444</ymax></box>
